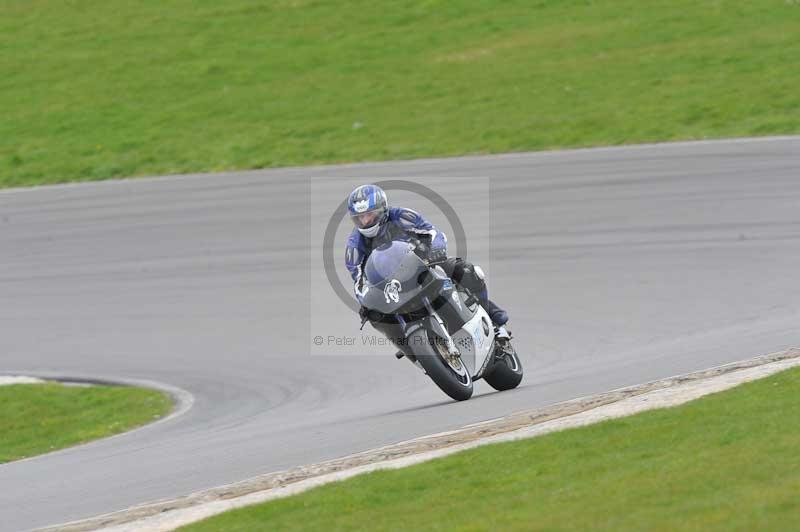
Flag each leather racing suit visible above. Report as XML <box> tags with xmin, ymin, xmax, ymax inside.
<box><xmin>345</xmin><ymin>207</ymin><xmax>507</xmax><ymax>355</ymax></box>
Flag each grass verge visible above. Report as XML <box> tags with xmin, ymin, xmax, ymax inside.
<box><xmin>182</xmin><ymin>366</ymin><xmax>800</xmax><ymax>531</ymax></box>
<box><xmin>2</xmin><ymin>0</ymin><xmax>799</xmax><ymax>188</ymax></box>
<box><xmin>0</xmin><ymin>383</ymin><xmax>172</xmax><ymax>463</ymax></box>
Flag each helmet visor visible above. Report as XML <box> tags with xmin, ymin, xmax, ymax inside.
<box><xmin>351</xmin><ymin>207</ymin><xmax>385</xmax><ymax>229</ymax></box>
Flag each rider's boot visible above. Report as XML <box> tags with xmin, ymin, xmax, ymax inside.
<box><xmin>494</xmin><ymin>324</ymin><xmax>514</xmax><ymax>358</ymax></box>
<box><xmin>495</xmin><ymin>325</ymin><xmax>511</xmax><ymax>340</ymax></box>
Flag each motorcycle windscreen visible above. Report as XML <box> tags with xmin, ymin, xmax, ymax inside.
<box><xmin>362</xmin><ymin>241</ymin><xmax>429</xmax><ymax>314</ymax></box>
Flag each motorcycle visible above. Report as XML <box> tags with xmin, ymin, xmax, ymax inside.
<box><xmin>359</xmin><ymin>240</ymin><xmax>523</xmax><ymax>401</ymax></box>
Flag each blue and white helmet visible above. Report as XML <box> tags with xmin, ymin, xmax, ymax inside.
<box><xmin>347</xmin><ymin>184</ymin><xmax>388</xmax><ymax>238</ymax></box>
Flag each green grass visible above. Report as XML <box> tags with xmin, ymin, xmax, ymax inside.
<box><xmin>182</xmin><ymin>367</ymin><xmax>800</xmax><ymax>531</ymax></box>
<box><xmin>0</xmin><ymin>383</ymin><xmax>172</xmax><ymax>463</ymax></box>
<box><xmin>2</xmin><ymin>0</ymin><xmax>799</xmax><ymax>188</ymax></box>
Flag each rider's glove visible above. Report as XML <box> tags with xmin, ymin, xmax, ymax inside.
<box><xmin>413</xmin><ymin>241</ymin><xmax>431</xmax><ymax>261</ymax></box>
<box><xmin>428</xmin><ymin>247</ymin><xmax>447</xmax><ymax>265</ymax></box>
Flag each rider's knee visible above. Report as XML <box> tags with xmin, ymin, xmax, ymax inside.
<box><xmin>458</xmin><ymin>261</ymin><xmax>487</xmax><ymax>294</ymax></box>
<box><xmin>439</xmin><ymin>257</ymin><xmax>487</xmax><ymax>294</ymax></box>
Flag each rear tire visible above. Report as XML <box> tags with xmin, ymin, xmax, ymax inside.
<box><xmin>484</xmin><ymin>342</ymin><xmax>523</xmax><ymax>391</ymax></box>
<box><xmin>409</xmin><ymin>329</ymin><xmax>473</xmax><ymax>401</ymax></box>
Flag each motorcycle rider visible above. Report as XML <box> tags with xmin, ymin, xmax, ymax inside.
<box><xmin>344</xmin><ymin>184</ymin><xmax>510</xmax><ymax>357</ymax></box>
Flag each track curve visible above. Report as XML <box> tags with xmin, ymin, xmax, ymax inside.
<box><xmin>1</xmin><ymin>137</ymin><xmax>799</xmax><ymax>531</ymax></box>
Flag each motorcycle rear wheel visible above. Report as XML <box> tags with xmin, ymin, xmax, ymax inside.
<box><xmin>484</xmin><ymin>342</ymin><xmax>523</xmax><ymax>391</ymax></box>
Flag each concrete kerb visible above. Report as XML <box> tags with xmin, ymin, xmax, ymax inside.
<box><xmin>0</xmin><ymin>373</ymin><xmax>194</xmax><ymax>469</ymax></box>
<box><xmin>41</xmin><ymin>347</ymin><xmax>800</xmax><ymax>532</ymax></box>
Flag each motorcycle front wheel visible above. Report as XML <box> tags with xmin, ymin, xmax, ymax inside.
<box><xmin>409</xmin><ymin>328</ymin><xmax>473</xmax><ymax>401</ymax></box>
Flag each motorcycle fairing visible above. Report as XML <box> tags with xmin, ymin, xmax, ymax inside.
<box><xmin>361</xmin><ymin>241</ymin><xmax>437</xmax><ymax>315</ymax></box>
<box><xmin>450</xmin><ymin>306</ymin><xmax>495</xmax><ymax>378</ymax></box>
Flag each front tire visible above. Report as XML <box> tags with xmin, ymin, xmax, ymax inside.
<box><xmin>409</xmin><ymin>329</ymin><xmax>473</xmax><ymax>401</ymax></box>
<box><xmin>484</xmin><ymin>341</ymin><xmax>523</xmax><ymax>391</ymax></box>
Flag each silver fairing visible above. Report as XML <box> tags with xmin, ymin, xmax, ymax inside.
<box><xmin>450</xmin><ymin>305</ymin><xmax>495</xmax><ymax>379</ymax></box>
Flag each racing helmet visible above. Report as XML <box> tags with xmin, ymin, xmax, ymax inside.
<box><xmin>347</xmin><ymin>184</ymin><xmax>388</xmax><ymax>238</ymax></box>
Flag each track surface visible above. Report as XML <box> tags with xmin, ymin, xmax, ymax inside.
<box><xmin>1</xmin><ymin>137</ymin><xmax>799</xmax><ymax>531</ymax></box>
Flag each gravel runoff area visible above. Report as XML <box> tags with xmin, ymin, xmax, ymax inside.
<box><xmin>42</xmin><ymin>347</ymin><xmax>800</xmax><ymax>532</ymax></box>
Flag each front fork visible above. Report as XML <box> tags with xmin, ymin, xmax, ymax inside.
<box><xmin>422</xmin><ymin>297</ymin><xmax>461</xmax><ymax>357</ymax></box>
<box><xmin>398</xmin><ymin>295</ymin><xmax>462</xmax><ymax>373</ymax></box>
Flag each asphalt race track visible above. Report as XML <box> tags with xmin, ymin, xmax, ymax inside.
<box><xmin>1</xmin><ymin>137</ymin><xmax>799</xmax><ymax>531</ymax></box>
